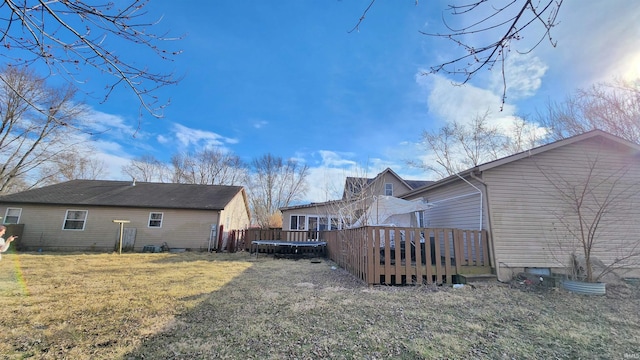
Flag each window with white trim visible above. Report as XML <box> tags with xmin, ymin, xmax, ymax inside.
<box><xmin>385</xmin><ymin>183</ymin><xmax>393</xmax><ymax>196</ymax></box>
<box><xmin>63</xmin><ymin>210</ymin><xmax>88</xmax><ymax>230</ymax></box>
<box><xmin>319</xmin><ymin>217</ymin><xmax>329</xmax><ymax>231</ymax></box>
<box><xmin>290</xmin><ymin>215</ymin><xmax>306</xmax><ymax>230</ymax></box>
<box><xmin>3</xmin><ymin>208</ymin><xmax>22</xmax><ymax>224</ymax></box>
<box><xmin>149</xmin><ymin>212</ymin><xmax>163</xmax><ymax>228</ymax></box>
<box><xmin>308</xmin><ymin>216</ymin><xmax>319</xmax><ymax>231</ymax></box>
<box><xmin>330</xmin><ymin>217</ymin><xmax>342</xmax><ymax>230</ymax></box>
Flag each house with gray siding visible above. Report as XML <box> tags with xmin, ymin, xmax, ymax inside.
<box><xmin>0</xmin><ymin>180</ymin><xmax>251</xmax><ymax>252</ymax></box>
<box><xmin>402</xmin><ymin>130</ymin><xmax>640</xmax><ymax>281</ymax></box>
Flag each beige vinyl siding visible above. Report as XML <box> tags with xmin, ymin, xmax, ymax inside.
<box><xmin>485</xmin><ymin>137</ymin><xmax>640</xmax><ymax>277</ymax></box>
<box><xmin>376</xmin><ymin>173</ymin><xmax>413</xmax><ymax>197</ymax></box>
<box><xmin>0</xmin><ymin>204</ymin><xmax>221</xmax><ymax>251</ymax></box>
<box><xmin>352</xmin><ymin>172</ymin><xmax>413</xmax><ymax>200</ymax></box>
<box><xmin>219</xmin><ymin>190</ymin><xmax>250</xmax><ymax>231</ymax></box>
<box><xmin>405</xmin><ymin>178</ymin><xmax>487</xmax><ymax>231</ymax></box>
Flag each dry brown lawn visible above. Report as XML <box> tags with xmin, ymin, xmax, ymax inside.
<box><xmin>1</xmin><ymin>251</ymin><xmax>639</xmax><ymax>359</ymax></box>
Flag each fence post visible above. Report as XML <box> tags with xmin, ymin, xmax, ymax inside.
<box><xmin>216</xmin><ymin>225</ymin><xmax>224</xmax><ymax>253</ymax></box>
<box><xmin>444</xmin><ymin>230</ymin><xmax>452</xmax><ymax>284</ymax></box>
<box><xmin>454</xmin><ymin>229</ymin><xmax>462</xmax><ymax>274</ymax></box>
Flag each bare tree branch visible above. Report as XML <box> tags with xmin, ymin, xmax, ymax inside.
<box><xmin>421</xmin><ymin>0</ymin><xmax>562</xmax><ymax>108</ymax></box>
<box><xmin>0</xmin><ymin>66</ymin><xmax>91</xmax><ymax>193</ymax></box>
<box><xmin>539</xmin><ymin>80</ymin><xmax>640</xmax><ymax>144</ymax></box>
<box><xmin>537</xmin><ymin>146</ymin><xmax>640</xmax><ymax>282</ymax></box>
<box><xmin>170</xmin><ymin>149</ymin><xmax>247</xmax><ymax>186</ymax></box>
<box><xmin>248</xmin><ymin>154</ymin><xmax>309</xmax><ymax>228</ymax></box>
<box><xmin>0</xmin><ymin>0</ymin><xmax>182</xmax><ymax>118</ymax></box>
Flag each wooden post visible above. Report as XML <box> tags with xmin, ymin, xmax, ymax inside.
<box><xmin>216</xmin><ymin>224</ymin><xmax>224</xmax><ymax>253</ymax></box>
<box><xmin>112</xmin><ymin>220</ymin><xmax>131</xmax><ymax>255</ymax></box>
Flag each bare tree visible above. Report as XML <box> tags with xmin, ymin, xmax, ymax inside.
<box><xmin>351</xmin><ymin>0</ymin><xmax>563</xmax><ymax>108</ymax></box>
<box><xmin>539</xmin><ymin>149</ymin><xmax>640</xmax><ymax>283</ymax></box>
<box><xmin>171</xmin><ymin>149</ymin><xmax>246</xmax><ymax>186</ymax></box>
<box><xmin>412</xmin><ymin>122</ymin><xmax>460</xmax><ymax>178</ymax></box>
<box><xmin>539</xmin><ymin>80</ymin><xmax>640</xmax><ymax>144</ymax></box>
<box><xmin>501</xmin><ymin>115</ymin><xmax>542</xmax><ymax>154</ymax></box>
<box><xmin>248</xmin><ymin>154</ymin><xmax>309</xmax><ymax>228</ymax></box>
<box><xmin>37</xmin><ymin>150</ymin><xmax>107</xmax><ymax>186</ymax></box>
<box><xmin>0</xmin><ymin>66</ymin><xmax>87</xmax><ymax>193</ymax></box>
<box><xmin>419</xmin><ymin>80</ymin><xmax>640</xmax><ymax>180</ymax></box>
<box><xmin>413</xmin><ymin>111</ymin><xmax>508</xmax><ymax>177</ymax></box>
<box><xmin>337</xmin><ymin>173</ymin><xmax>377</xmax><ymax>228</ymax></box>
<box><xmin>0</xmin><ymin>0</ymin><xmax>181</xmax><ymax>118</ymax></box>
<box><xmin>121</xmin><ymin>155</ymin><xmax>171</xmax><ymax>182</ymax></box>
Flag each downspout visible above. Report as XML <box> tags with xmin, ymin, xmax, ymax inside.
<box><xmin>469</xmin><ymin>171</ymin><xmax>499</xmax><ymax>278</ymax></box>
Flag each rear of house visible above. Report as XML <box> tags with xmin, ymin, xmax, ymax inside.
<box><xmin>403</xmin><ymin>130</ymin><xmax>640</xmax><ymax>281</ymax></box>
<box><xmin>482</xmin><ymin>132</ymin><xmax>640</xmax><ymax>280</ymax></box>
<box><xmin>0</xmin><ymin>180</ymin><xmax>251</xmax><ymax>252</ymax></box>
<box><xmin>282</xmin><ymin>168</ymin><xmax>432</xmax><ymax>232</ymax></box>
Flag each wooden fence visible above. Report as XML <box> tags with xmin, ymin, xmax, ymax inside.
<box><xmin>324</xmin><ymin>227</ymin><xmax>491</xmax><ymax>285</ymax></box>
<box><xmin>231</xmin><ymin>226</ymin><xmax>491</xmax><ymax>285</ymax></box>
<box><xmin>232</xmin><ymin>228</ymin><xmax>322</xmax><ymax>252</ymax></box>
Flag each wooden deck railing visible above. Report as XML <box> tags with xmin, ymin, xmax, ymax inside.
<box><xmin>324</xmin><ymin>227</ymin><xmax>491</xmax><ymax>285</ymax></box>
<box><xmin>231</xmin><ymin>226</ymin><xmax>491</xmax><ymax>285</ymax></box>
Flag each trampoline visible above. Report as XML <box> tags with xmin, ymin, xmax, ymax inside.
<box><xmin>250</xmin><ymin>240</ymin><xmax>327</xmax><ymax>258</ymax></box>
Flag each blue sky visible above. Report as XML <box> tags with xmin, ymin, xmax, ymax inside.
<box><xmin>72</xmin><ymin>1</ymin><xmax>640</xmax><ymax>202</ymax></box>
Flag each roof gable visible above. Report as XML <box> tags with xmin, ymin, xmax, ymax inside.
<box><xmin>402</xmin><ymin>130</ymin><xmax>640</xmax><ymax>198</ymax></box>
<box><xmin>478</xmin><ymin>129</ymin><xmax>640</xmax><ymax>172</ymax></box>
<box><xmin>0</xmin><ymin>180</ymin><xmax>244</xmax><ymax>210</ymax></box>
<box><xmin>342</xmin><ymin>168</ymin><xmax>431</xmax><ymax>199</ymax></box>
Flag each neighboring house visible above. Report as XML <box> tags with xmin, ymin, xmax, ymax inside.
<box><xmin>0</xmin><ymin>180</ymin><xmax>251</xmax><ymax>252</ymax></box>
<box><xmin>281</xmin><ymin>168</ymin><xmax>432</xmax><ymax>231</ymax></box>
<box><xmin>401</xmin><ymin>130</ymin><xmax>640</xmax><ymax>281</ymax></box>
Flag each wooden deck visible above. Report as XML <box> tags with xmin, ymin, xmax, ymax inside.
<box><xmin>232</xmin><ymin>227</ymin><xmax>492</xmax><ymax>285</ymax></box>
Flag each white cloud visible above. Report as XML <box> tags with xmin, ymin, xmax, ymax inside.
<box><xmin>300</xmin><ymin>151</ymin><xmax>374</xmax><ymax>202</ymax></box>
<box><xmin>93</xmin><ymin>152</ymin><xmax>132</xmax><ymax>181</ymax></box>
<box><xmin>423</xmin><ymin>74</ymin><xmax>516</xmax><ymax>126</ymax></box>
<box><xmin>172</xmin><ymin>123</ymin><xmax>238</xmax><ymax>150</ymax></box>
<box><xmin>253</xmin><ymin>120</ymin><xmax>268</xmax><ymax>129</ymax></box>
<box><xmin>304</xmin><ymin>167</ymin><xmax>349</xmax><ymax>202</ymax></box>
<box><xmin>80</xmin><ymin>109</ymin><xmax>144</xmax><ymax>139</ymax></box>
<box><xmin>536</xmin><ymin>1</ymin><xmax>640</xmax><ymax>88</ymax></box>
<box><xmin>412</xmin><ymin>68</ymin><xmax>549</xmax><ymax>176</ymax></box>
<box><xmin>300</xmin><ymin>150</ymin><xmax>431</xmax><ymax>203</ymax></box>
<box><xmin>91</xmin><ymin>139</ymin><xmax>126</xmax><ymax>155</ymax></box>
<box><xmin>317</xmin><ymin>150</ymin><xmax>357</xmax><ymax>168</ymax></box>
<box><xmin>491</xmin><ymin>54</ymin><xmax>548</xmax><ymax>100</ymax></box>
<box><xmin>157</xmin><ymin>134</ymin><xmax>169</xmax><ymax>144</ymax></box>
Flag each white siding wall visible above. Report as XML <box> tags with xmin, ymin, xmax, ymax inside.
<box><xmin>485</xmin><ymin>138</ymin><xmax>640</xmax><ymax>280</ymax></box>
<box><xmin>282</xmin><ymin>202</ymin><xmax>343</xmax><ymax>230</ymax></box>
<box><xmin>0</xmin><ymin>204</ymin><xmax>221</xmax><ymax>252</ymax></box>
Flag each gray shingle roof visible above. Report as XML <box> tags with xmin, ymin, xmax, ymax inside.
<box><xmin>344</xmin><ymin>177</ymin><xmax>432</xmax><ymax>192</ymax></box>
<box><xmin>404</xmin><ymin>180</ymin><xmax>433</xmax><ymax>190</ymax></box>
<box><xmin>0</xmin><ymin>180</ymin><xmax>244</xmax><ymax>210</ymax></box>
